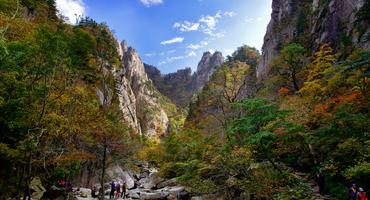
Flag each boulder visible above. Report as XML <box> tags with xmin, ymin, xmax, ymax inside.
<box><xmin>140</xmin><ymin>191</ymin><xmax>170</xmax><ymax>200</ymax></box>
<box><xmin>122</xmin><ymin>171</ymin><xmax>136</xmax><ymax>189</ymax></box>
<box><xmin>105</xmin><ymin>165</ymin><xmax>135</xmax><ymax>189</ymax></box>
<box><xmin>140</xmin><ymin>172</ymin><xmax>164</xmax><ymax>189</ymax></box>
<box><xmin>157</xmin><ymin>178</ymin><xmax>177</xmax><ymax>188</ymax></box>
<box><xmin>127</xmin><ymin>188</ymin><xmax>141</xmax><ymax>199</ymax></box>
<box><xmin>168</xmin><ymin>186</ymin><xmax>185</xmax><ymax>196</ymax></box>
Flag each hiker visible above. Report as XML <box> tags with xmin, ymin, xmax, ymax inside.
<box><xmin>121</xmin><ymin>181</ymin><xmax>126</xmax><ymax>198</ymax></box>
<box><xmin>349</xmin><ymin>183</ymin><xmax>358</xmax><ymax>200</ymax></box>
<box><xmin>358</xmin><ymin>188</ymin><xmax>368</xmax><ymax>200</ymax></box>
<box><xmin>109</xmin><ymin>181</ymin><xmax>115</xmax><ymax>199</ymax></box>
<box><xmin>316</xmin><ymin>172</ymin><xmax>325</xmax><ymax>194</ymax></box>
<box><xmin>115</xmin><ymin>182</ymin><xmax>121</xmax><ymax>199</ymax></box>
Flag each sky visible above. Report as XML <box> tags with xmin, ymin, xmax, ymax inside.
<box><xmin>55</xmin><ymin>0</ymin><xmax>272</xmax><ymax>74</ymax></box>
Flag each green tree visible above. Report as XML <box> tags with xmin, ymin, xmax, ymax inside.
<box><xmin>227</xmin><ymin>98</ymin><xmax>302</xmax><ymax>170</ymax></box>
<box><xmin>273</xmin><ymin>43</ymin><xmax>306</xmax><ymax>91</ymax></box>
<box><xmin>230</xmin><ymin>45</ymin><xmax>260</xmax><ymax>68</ymax></box>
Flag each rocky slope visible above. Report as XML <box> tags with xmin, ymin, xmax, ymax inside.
<box><xmin>145</xmin><ymin>65</ymin><xmax>194</xmax><ymax>108</ymax></box>
<box><xmin>145</xmin><ymin>51</ymin><xmax>224</xmax><ymax>107</ymax></box>
<box><xmin>258</xmin><ymin>0</ymin><xmax>370</xmax><ymax>77</ymax></box>
<box><xmin>114</xmin><ymin>41</ymin><xmax>170</xmax><ymax>138</ymax></box>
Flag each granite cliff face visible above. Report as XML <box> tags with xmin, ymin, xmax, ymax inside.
<box><xmin>145</xmin><ymin>51</ymin><xmax>224</xmax><ymax>107</ymax></box>
<box><xmin>258</xmin><ymin>0</ymin><xmax>370</xmax><ymax>77</ymax></box>
<box><xmin>114</xmin><ymin>41</ymin><xmax>169</xmax><ymax>138</ymax></box>
<box><xmin>192</xmin><ymin>51</ymin><xmax>224</xmax><ymax>92</ymax></box>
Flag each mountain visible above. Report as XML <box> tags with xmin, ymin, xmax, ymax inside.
<box><xmin>192</xmin><ymin>51</ymin><xmax>224</xmax><ymax>92</ymax></box>
<box><xmin>115</xmin><ymin>41</ymin><xmax>174</xmax><ymax>138</ymax></box>
<box><xmin>144</xmin><ymin>51</ymin><xmax>224</xmax><ymax>107</ymax></box>
<box><xmin>145</xmin><ymin>64</ymin><xmax>194</xmax><ymax>108</ymax></box>
<box><xmin>257</xmin><ymin>0</ymin><xmax>370</xmax><ymax>77</ymax></box>
<box><xmin>185</xmin><ymin>46</ymin><xmax>260</xmax><ymax>135</ymax></box>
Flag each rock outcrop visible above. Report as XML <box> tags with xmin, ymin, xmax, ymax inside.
<box><xmin>192</xmin><ymin>51</ymin><xmax>224</xmax><ymax>92</ymax></box>
<box><xmin>145</xmin><ymin>51</ymin><xmax>224</xmax><ymax>107</ymax></box>
<box><xmin>257</xmin><ymin>0</ymin><xmax>370</xmax><ymax>77</ymax></box>
<box><xmin>115</xmin><ymin>41</ymin><xmax>169</xmax><ymax>138</ymax></box>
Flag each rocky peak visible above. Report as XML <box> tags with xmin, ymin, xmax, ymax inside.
<box><xmin>193</xmin><ymin>51</ymin><xmax>224</xmax><ymax>92</ymax></box>
<box><xmin>144</xmin><ymin>52</ymin><xmax>223</xmax><ymax>107</ymax></box>
<box><xmin>115</xmin><ymin>41</ymin><xmax>169</xmax><ymax>138</ymax></box>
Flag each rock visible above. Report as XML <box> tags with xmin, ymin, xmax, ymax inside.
<box><xmin>257</xmin><ymin>0</ymin><xmax>370</xmax><ymax>78</ymax></box>
<box><xmin>145</xmin><ymin>65</ymin><xmax>194</xmax><ymax>107</ymax></box>
<box><xmin>140</xmin><ymin>172</ymin><xmax>164</xmax><ymax>189</ymax></box>
<box><xmin>105</xmin><ymin>165</ymin><xmax>135</xmax><ymax>189</ymax></box>
<box><xmin>168</xmin><ymin>186</ymin><xmax>185</xmax><ymax>195</ymax></box>
<box><xmin>157</xmin><ymin>178</ymin><xmax>177</xmax><ymax>188</ymax></box>
<box><xmin>144</xmin><ymin>51</ymin><xmax>224</xmax><ymax>108</ymax></box>
<box><xmin>122</xmin><ymin>171</ymin><xmax>136</xmax><ymax>189</ymax></box>
<box><xmin>30</xmin><ymin>177</ymin><xmax>46</xmax><ymax>200</ymax></box>
<box><xmin>115</xmin><ymin>41</ymin><xmax>170</xmax><ymax>138</ymax></box>
<box><xmin>192</xmin><ymin>51</ymin><xmax>224</xmax><ymax>92</ymax></box>
<box><xmin>127</xmin><ymin>188</ymin><xmax>141</xmax><ymax>199</ymax></box>
<box><xmin>140</xmin><ymin>191</ymin><xmax>170</xmax><ymax>200</ymax></box>
<box><xmin>73</xmin><ymin>188</ymin><xmax>94</xmax><ymax>200</ymax></box>
<box><xmin>191</xmin><ymin>197</ymin><xmax>203</xmax><ymax>200</ymax></box>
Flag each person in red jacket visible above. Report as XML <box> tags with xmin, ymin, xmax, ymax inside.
<box><xmin>358</xmin><ymin>188</ymin><xmax>368</xmax><ymax>200</ymax></box>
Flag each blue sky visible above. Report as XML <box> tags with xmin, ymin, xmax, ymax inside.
<box><xmin>56</xmin><ymin>0</ymin><xmax>272</xmax><ymax>73</ymax></box>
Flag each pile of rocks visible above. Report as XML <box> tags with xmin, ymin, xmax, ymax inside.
<box><xmin>74</xmin><ymin>163</ymin><xmax>189</xmax><ymax>200</ymax></box>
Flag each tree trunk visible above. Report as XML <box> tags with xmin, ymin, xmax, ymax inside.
<box><xmin>16</xmin><ymin>164</ymin><xmax>25</xmax><ymax>200</ymax></box>
<box><xmin>99</xmin><ymin>142</ymin><xmax>107</xmax><ymax>200</ymax></box>
<box><xmin>23</xmin><ymin>153</ymin><xmax>32</xmax><ymax>200</ymax></box>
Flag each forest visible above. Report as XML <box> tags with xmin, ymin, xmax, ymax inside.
<box><xmin>0</xmin><ymin>0</ymin><xmax>369</xmax><ymax>200</ymax></box>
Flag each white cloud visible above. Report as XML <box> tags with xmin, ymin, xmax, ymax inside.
<box><xmin>187</xmin><ymin>44</ymin><xmax>201</xmax><ymax>50</ymax></box>
<box><xmin>223</xmin><ymin>11</ymin><xmax>235</xmax><ymax>17</ymax></box>
<box><xmin>188</xmin><ymin>51</ymin><xmax>196</xmax><ymax>57</ymax></box>
<box><xmin>160</xmin><ymin>37</ymin><xmax>184</xmax><ymax>45</ymax></box>
<box><xmin>140</xmin><ymin>0</ymin><xmax>163</xmax><ymax>7</ymax></box>
<box><xmin>158</xmin><ymin>61</ymin><xmax>167</xmax><ymax>66</ymax></box>
<box><xmin>158</xmin><ymin>50</ymin><xmax>176</xmax><ymax>56</ymax></box>
<box><xmin>56</xmin><ymin>0</ymin><xmax>85</xmax><ymax>24</ymax></box>
<box><xmin>187</xmin><ymin>40</ymin><xmax>209</xmax><ymax>50</ymax></box>
<box><xmin>158</xmin><ymin>50</ymin><xmax>196</xmax><ymax>66</ymax></box>
<box><xmin>173</xmin><ymin>21</ymin><xmax>200</xmax><ymax>32</ymax></box>
<box><xmin>167</xmin><ymin>56</ymin><xmax>185</xmax><ymax>62</ymax></box>
<box><xmin>200</xmin><ymin>15</ymin><xmax>218</xmax><ymax>31</ymax></box>
<box><xmin>173</xmin><ymin>10</ymin><xmax>234</xmax><ymax>36</ymax></box>
<box><xmin>208</xmin><ymin>49</ymin><xmax>215</xmax><ymax>54</ymax></box>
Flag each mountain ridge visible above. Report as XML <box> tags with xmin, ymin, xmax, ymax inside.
<box><xmin>144</xmin><ymin>51</ymin><xmax>224</xmax><ymax>107</ymax></box>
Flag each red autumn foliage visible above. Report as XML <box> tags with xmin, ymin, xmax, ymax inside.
<box><xmin>278</xmin><ymin>87</ymin><xmax>290</xmax><ymax>96</ymax></box>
